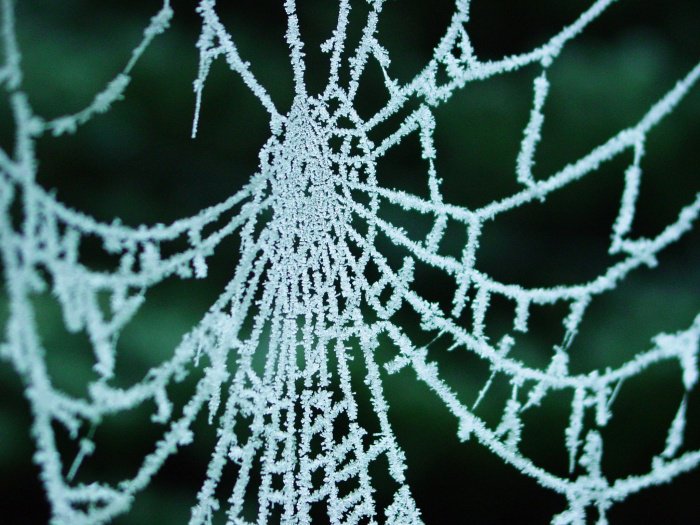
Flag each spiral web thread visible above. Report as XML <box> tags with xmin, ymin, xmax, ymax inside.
<box><xmin>1</xmin><ymin>0</ymin><xmax>699</xmax><ymax>524</ymax></box>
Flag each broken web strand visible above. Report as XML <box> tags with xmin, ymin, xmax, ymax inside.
<box><xmin>187</xmin><ymin>1</ymin><xmax>424</xmax><ymax>521</ymax></box>
<box><xmin>187</xmin><ymin>2</ymin><xmax>426</xmax><ymax>522</ymax></box>
<box><xmin>0</xmin><ymin>1</ymin><xmax>276</xmax><ymax>522</ymax></box>
<box><xmin>192</xmin><ymin>0</ymin><xmax>283</xmax><ymax>139</ymax></box>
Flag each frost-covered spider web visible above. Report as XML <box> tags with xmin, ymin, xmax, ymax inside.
<box><xmin>1</xmin><ymin>0</ymin><xmax>699</xmax><ymax>524</ymax></box>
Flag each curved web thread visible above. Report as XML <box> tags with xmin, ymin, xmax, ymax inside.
<box><xmin>0</xmin><ymin>0</ymin><xmax>698</xmax><ymax>524</ymax></box>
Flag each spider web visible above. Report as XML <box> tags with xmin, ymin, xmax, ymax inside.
<box><xmin>1</xmin><ymin>0</ymin><xmax>699</xmax><ymax>524</ymax></box>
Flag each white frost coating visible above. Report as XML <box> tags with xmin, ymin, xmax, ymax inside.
<box><xmin>0</xmin><ymin>1</ymin><xmax>699</xmax><ymax>524</ymax></box>
<box><xmin>517</xmin><ymin>71</ymin><xmax>550</xmax><ymax>188</ymax></box>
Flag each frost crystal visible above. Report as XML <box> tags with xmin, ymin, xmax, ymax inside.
<box><xmin>1</xmin><ymin>1</ymin><xmax>699</xmax><ymax>524</ymax></box>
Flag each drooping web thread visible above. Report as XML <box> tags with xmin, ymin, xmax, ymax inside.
<box><xmin>0</xmin><ymin>0</ymin><xmax>699</xmax><ymax>523</ymax></box>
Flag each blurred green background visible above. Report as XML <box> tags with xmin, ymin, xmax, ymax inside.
<box><xmin>1</xmin><ymin>0</ymin><xmax>699</xmax><ymax>523</ymax></box>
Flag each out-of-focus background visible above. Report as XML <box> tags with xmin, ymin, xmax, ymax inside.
<box><xmin>1</xmin><ymin>0</ymin><xmax>699</xmax><ymax>523</ymax></box>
